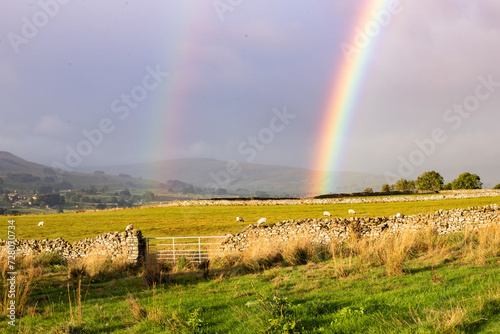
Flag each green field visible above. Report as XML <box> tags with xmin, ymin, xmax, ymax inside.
<box><xmin>2</xmin><ymin>196</ymin><xmax>500</xmax><ymax>242</ymax></box>
<box><xmin>1</xmin><ymin>195</ymin><xmax>500</xmax><ymax>333</ymax></box>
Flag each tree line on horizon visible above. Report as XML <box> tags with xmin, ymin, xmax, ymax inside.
<box><xmin>380</xmin><ymin>171</ymin><xmax>500</xmax><ymax>192</ymax></box>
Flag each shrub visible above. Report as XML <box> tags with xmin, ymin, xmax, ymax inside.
<box><xmin>33</xmin><ymin>251</ymin><xmax>66</xmax><ymax>268</ymax></box>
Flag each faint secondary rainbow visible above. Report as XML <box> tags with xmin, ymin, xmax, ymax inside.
<box><xmin>309</xmin><ymin>0</ymin><xmax>394</xmax><ymax>195</ymax></box>
<box><xmin>146</xmin><ymin>2</ymin><xmax>212</xmax><ymax>182</ymax></box>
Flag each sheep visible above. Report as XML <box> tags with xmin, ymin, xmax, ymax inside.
<box><xmin>125</xmin><ymin>224</ymin><xmax>134</xmax><ymax>232</ymax></box>
<box><xmin>323</xmin><ymin>211</ymin><xmax>331</xmax><ymax>217</ymax></box>
<box><xmin>396</xmin><ymin>213</ymin><xmax>402</xmax><ymax>218</ymax></box>
<box><xmin>38</xmin><ymin>221</ymin><xmax>45</xmax><ymax>227</ymax></box>
<box><xmin>348</xmin><ymin>209</ymin><xmax>356</xmax><ymax>215</ymax></box>
<box><xmin>257</xmin><ymin>218</ymin><xmax>267</xmax><ymax>225</ymax></box>
<box><xmin>236</xmin><ymin>217</ymin><xmax>244</xmax><ymax>222</ymax></box>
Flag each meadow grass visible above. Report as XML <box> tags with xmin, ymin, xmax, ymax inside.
<box><xmin>1</xmin><ymin>196</ymin><xmax>499</xmax><ymax>242</ymax></box>
<box><xmin>1</xmin><ymin>195</ymin><xmax>500</xmax><ymax>332</ymax></box>
<box><xmin>3</xmin><ymin>225</ymin><xmax>500</xmax><ymax>333</ymax></box>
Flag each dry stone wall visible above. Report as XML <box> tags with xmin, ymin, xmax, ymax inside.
<box><xmin>220</xmin><ymin>204</ymin><xmax>500</xmax><ymax>252</ymax></box>
<box><xmin>164</xmin><ymin>190</ymin><xmax>500</xmax><ymax>207</ymax></box>
<box><xmin>0</xmin><ymin>229</ymin><xmax>146</xmax><ymax>265</ymax></box>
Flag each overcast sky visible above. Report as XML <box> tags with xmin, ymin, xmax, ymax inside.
<box><xmin>1</xmin><ymin>0</ymin><xmax>499</xmax><ymax>186</ymax></box>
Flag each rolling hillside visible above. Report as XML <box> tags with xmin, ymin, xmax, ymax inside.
<box><xmin>77</xmin><ymin>158</ymin><xmax>390</xmax><ymax>196</ymax></box>
<box><xmin>0</xmin><ymin>151</ymin><xmax>159</xmax><ymax>192</ymax></box>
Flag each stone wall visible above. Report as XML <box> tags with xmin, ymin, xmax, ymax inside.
<box><xmin>220</xmin><ymin>204</ymin><xmax>500</xmax><ymax>252</ymax></box>
<box><xmin>0</xmin><ymin>229</ymin><xmax>146</xmax><ymax>265</ymax></box>
<box><xmin>164</xmin><ymin>190</ymin><xmax>500</xmax><ymax>207</ymax></box>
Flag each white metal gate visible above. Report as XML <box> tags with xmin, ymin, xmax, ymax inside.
<box><xmin>147</xmin><ymin>236</ymin><xmax>225</xmax><ymax>263</ymax></box>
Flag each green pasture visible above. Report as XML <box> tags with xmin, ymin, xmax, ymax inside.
<box><xmin>1</xmin><ymin>196</ymin><xmax>499</xmax><ymax>242</ymax></box>
<box><xmin>7</xmin><ymin>257</ymin><xmax>500</xmax><ymax>333</ymax></box>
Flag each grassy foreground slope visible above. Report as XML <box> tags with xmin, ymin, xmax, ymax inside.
<box><xmin>5</xmin><ymin>231</ymin><xmax>500</xmax><ymax>333</ymax></box>
<box><xmin>1</xmin><ymin>194</ymin><xmax>500</xmax><ymax>333</ymax></box>
<box><xmin>2</xmin><ymin>196</ymin><xmax>500</xmax><ymax>242</ymax></box>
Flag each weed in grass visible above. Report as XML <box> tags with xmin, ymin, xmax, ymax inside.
<box><xmin>428</xmin><ymin>302</ymin><xmax>470</xmax><ymax>333</ymax></box>
<box><xmin>176</xmin><ymin>256</ymin><xmax>189</xmax><ymax>271</ymax></box>
<box><xmin>67</xmin><ymin>279</ymin><xmax>82</xmax><ymax>325</ymax></box>
<box><xmin>127</xmin><ymin>294</ymin><xmax>147</xmax><ymax>322</ymax></box>
<box><xmin>244</xmin><ymin>292</ymin><xmax>302</xmax><ymax>333</ymax></box>
<box><xmin>431</xmin><ymin>267</ymin><xmax>444</xmax><ymax>284</ymax></box>
<box><xmin>331</xmin><ymin>306</ymin><xmax>365</xmax><ymax>326</ymax></box>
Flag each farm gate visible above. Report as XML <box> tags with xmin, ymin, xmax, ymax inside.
<box><xmin>146</xmin><ymin>236</ymin><xmax>225</xmax><ymax>263</ymax></box>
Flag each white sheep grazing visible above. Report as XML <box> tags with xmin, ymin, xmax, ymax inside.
<box><xmin>236</xmin><ymin>217</ymin><xmax>244</xmax><ymax>222</ymax></box>
<box><xmin>348</xmin><ymin>209</ymin><xmax>356</xmax><ymax>215</ymax></box>
<box><xmin>396</xmin><ymin>213</ymin><xmax>402</xmax><ymax>218</ymax></box>
<box><xmin>323</xmin><ymin>211</ymin><xmax>331</xmax><ymax>217</ymax></box>
<box><xmin>257</xmin><ymin>218</ymin><xmax>267</xmax><ymax>225</ymax></box>
<box><xmin>38</xmin><ymin>221</ymin><xmax>45</xmax><ymax>227</ymax></box>
<box><xmin>125</xmin><ymin>224</ymin><xmax>134</xmax><ymax>231</ymax></box>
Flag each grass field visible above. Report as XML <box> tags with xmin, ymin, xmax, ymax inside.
<box><xmin>1</xmin><ymin>196</ymin><xmax>499</xmax><ymax>242</ymax></box>
<box><xmin>5</xmin><ymin>260</ymin><xmax>500</xmax><ymax>333</ymax></box>
<box><xmin>1</xmin><ymin>194</ymin><xmax>500</xmax><ymax>333</ymax></box>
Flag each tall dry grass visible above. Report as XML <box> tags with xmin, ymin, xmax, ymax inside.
<box><xmin>214</xmin><ymin>221</ymin><xmax>500</xmax><ymax>277</ymax></box>
<box><xmin>67</xmin><ymin>251</ymin><xmax>132</xmax><ymax>280</ymax></box>
<box><xmin>0</xmin><ymin>251</ymin><xmax>54</xmax><ymax>317</ymax></box>
<box><xmin>142</xmin><ymin>253</ymin><xmax>171</xmax><ymax>287</ymax></box>
<box><xmin>464</xmin><ymin>223</ymin><xmax>500</xmax><ymax>265</ymax></box>
<box><xmin>213</xmin><ymin>236</ymin><xmax>332</xmax><ymax>272</ymax></box>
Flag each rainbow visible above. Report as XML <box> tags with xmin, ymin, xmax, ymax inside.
<box><xmin>147</xmin><ymin>2</ymin><xmax>212</xmax><ymax>181</ymax></box>
<box><xmin>309</xmin><ymin>0</ymin><xmax>394</xmax><ymax>195</ymax></box>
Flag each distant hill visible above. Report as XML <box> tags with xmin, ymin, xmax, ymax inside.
<box><xmin>0</xmin><ymin>151</ymin><xmax>48</xmax><ymax>173</ymax></box>
<box><xmin>0</xmin><ymin>152</ymin><xmax>390</xmax><ymax>196</ymax></box>
<box><xmin>0</xmin><ymin>152</ymin><xmax>160</xmax><ymax>192</ymax></box>
<box><xmin>77</xmin><ymin>158</ymin><xmax>390</xmax><ymax>196</ymax></box>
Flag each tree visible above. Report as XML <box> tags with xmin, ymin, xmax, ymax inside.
<box><xmin>119</xmin><ymin>189</ymin><xmax>131</xmax><ymax>199</ymax></box>
<box><xmin>33</xmin><ymin>194</ymin><xmax>65</xmax><ymax>207</ymax></box>
<box><xmin>394</xmin><ymin>179</ymin><xmax>416</xmax><ymax>191</ymax></box>
<box><xmin>364</xmin><ymin>188</ymin><xmax>374</xmax><ymax>193</ymax></box>
<box><xmin>381</xmin><ymin>184</ymin><xmax>392</xmax><ymax>192</ymax></box>
<box><xmin>451</xmin><ymin>172</ymin><xmax>482</xmax><ymax>190</ymax></box>
<box><xmin>96</xmin><ymin>203</ymin><xmax>107</xmax><ymax>210</ymax></box>
<box><xmin>415</xmin><ymin>171</ymin><xmax>444</xmax><ymax>191</ymax></box>
<box><xmin>494</xmin><ymin>184</ymin><xmax>500</xmax><ymax>190</ymax></box>
<box><xmin>142</xmin><ymin>191</ymin><xmax>155</xmax><ymax>202</ymax></box>
<box><xmin>86</xmin><ymin>185</ymin><xmax>98</xmax><ymax>195</ymax></box>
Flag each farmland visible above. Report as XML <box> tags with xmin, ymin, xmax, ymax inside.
<box><xmin>0</xmin><ymin>191</ymin><xmax>500</xmax><ymax>333</ymax></box>
<box><xmin>2</xmin><ymin>193</ymin><xmax>500</xmax><ymax>242</ymax></box>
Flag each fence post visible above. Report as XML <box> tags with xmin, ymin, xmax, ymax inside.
<box><xmin>172</xmin><ymin>237</ymin><xmax>176</xmax><ymax>263</ymax></box>
<box><xmin>198</xmin><ymin>237</ymin><xmax>201</xmax><ymax>262</ymax></box>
